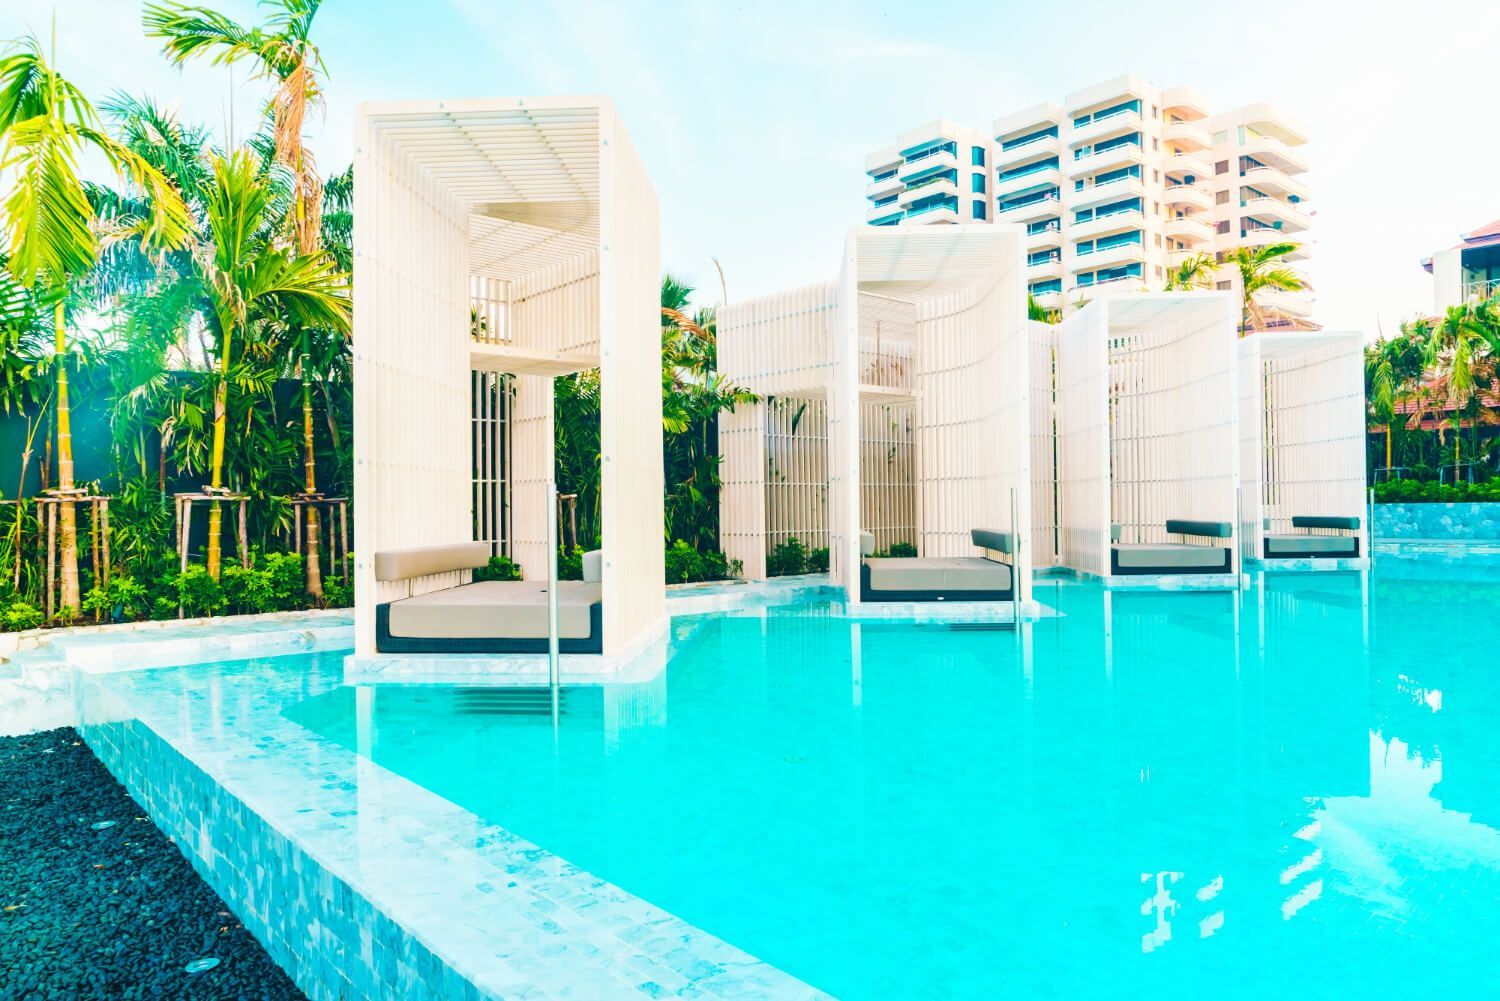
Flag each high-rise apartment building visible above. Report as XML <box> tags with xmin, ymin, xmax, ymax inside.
<box><xmin>863</xmin><ymin>75</ymin><xmax>1314</xmax><ymax>326</ymax></box>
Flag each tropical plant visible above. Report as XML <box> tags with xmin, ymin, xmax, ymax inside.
<box><xmin>1422</xmin><ymin>301</ymin><xmax>1499</xmax><ymax>479</ymax></box>
<box><xmin>180</xmin><ymin>149</ymin><xmax>349</xmax><ymax>579</ymax></box>
<box><xmin>1027</xmin><ymin>293</ymin><xmax>1060</xmax><ymax>324</ymax></box>
<box><xmin>0</xmin><ymin>32</ymin><xmax>192</xmax><ymax>613</ymax></box>
<box><xmin>1163</xmin><ymin>252</ymin><xmax>1219</xmax><ymax>292</ymax></box>
<box><xmin>146</xmin><ymin>0</ymin><xmax>338</xmax><ymax>601</ymax></box>
<box><xmin>1222</xmin><ymin>241</ymin><xmax>1305</xmax><ymax>336</ymax></box>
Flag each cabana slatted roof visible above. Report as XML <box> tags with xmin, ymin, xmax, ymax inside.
<box><xmin>853</xmin><ymin>228</ymin><xmax>1021</xmax><ymax>303</ymax></box>
<box><xmin>361</xmin><ymin>98</ymin><xmax>604</xmax><ymax>281</ymax></box>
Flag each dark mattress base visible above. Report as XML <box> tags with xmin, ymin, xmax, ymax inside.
<box><xmin>374</xmin><ymin>601</ymin><xmax>604</xmax><ymax>654</ymax></box>
<box><xmin>858</xmin><ymin>563</ymin><xmax>1014</xmax><ymax>603</ymax></box>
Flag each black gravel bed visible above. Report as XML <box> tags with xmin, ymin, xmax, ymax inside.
<box><xmin>1</xmin><ymin>728</ymin><xmax>308</xmax><ymax>1001</ymax></box>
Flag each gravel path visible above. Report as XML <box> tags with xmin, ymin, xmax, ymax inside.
<box><xmin>0</xmin><ymin>728</ymin><xmax>307</xmax><ymax>1001</ymax></box>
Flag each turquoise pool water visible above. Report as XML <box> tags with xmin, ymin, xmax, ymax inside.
<box><xmin>287</xmin><ymin>569</ymin><xmax>1500</xmax><ymax>1000</ymax></box>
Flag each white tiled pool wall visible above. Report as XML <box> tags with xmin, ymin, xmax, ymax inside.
<box><xmin>77</xmin><ymin>687</ymin><xmax>485</xmax><ymax>1001</ymax></box>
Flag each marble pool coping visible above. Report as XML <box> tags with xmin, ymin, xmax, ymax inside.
<box><xmin>75</xmin><ymin>648</ymin><xmax>830</xmax><ymax>1001</ymax></box>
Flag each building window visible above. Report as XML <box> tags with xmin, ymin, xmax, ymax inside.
<box><xmin>1152</xmin><ymin>137</ymin><xmax>1159</xmax><ymax>151</ymax></box>
<box><xmin>972</xmin><ymin>200</ymin><xmax>987</xmax><ymax>220</ymax></box>
<box><xmin>972</xmin><ymin>173</ymin><xmax>986</xmax><ymax>193</ymax></box>
<box><xmin>1075</xmin><ymin>179</ymin><xmax>1085</xmax><ymax>191</ymax></box>
<box><xmin>1155</xmin><ymin>266</ymin><xmax>1164</xmax><ymax>279</ymax></box>
<box><xmin>1215</xmin><ymin>190</ymin><xmax>1230</xmax><ymax>205</ymax></box>
<box><xmin>1216</xmin><ymin>280</ymin><xmax>1232</xmax><ymax>290</ymax></box>
<box><xmin>1212</xmin><ymin>129</ymin><xmax>1228</xmax><ymax>144</ymax></box>
<box><xmin>1215</xmin><ymin>220</ymin><xmax>1231</xmax><ymax>235</ymax></box>
<box><xmin>1215</xmin><ymin>160</ymin><xmax>1230</xmax><ymax>175</ymax></box>
<box><xmin>971</xmin><ymin>145</ymin><xmax>986</xmax><ymax>166</ymax></box>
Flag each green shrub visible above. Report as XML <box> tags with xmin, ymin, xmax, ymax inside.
<box><xmin>150</xmin><ymin>596</ymin><xmax>178</xmax><ymax>621</ymax></box>
<box><xmin>81</xmin><ymin>574</ymin><xmax>150</xmax><ymax>622</ymax></box>
<box><xmin>1373</xmin><ymin>479</ymin><xmax>1500</xmax><ymax>504</ymax></box>
<box><xmin>767</xmin><ymin>537</ymin><xmax>809</xmax><ymax>576</ymax></box>
<box><xmin>808</xmin><ymin>547</ymin><xmax>829</xmax><ymax>573</ymax></box>
<box><xmin>323</xmin><ymin>576</ymin><xmax>353</xmax><ymax>608</ymax></box>
<box><xmin>175</xmin><ymin>566</ymin><xmax>226</xmax><ymax>618</ymax></box>
<box><xmin>2</xmin><ymin>601</ymin><xmax>44</xmax><ymax>632</ymax></box>
<box><xmin>664</xmin><ymin>539</ymin><xmax>700</xmax><ymax>583</ymax></box>
<box><xmin>264</xmin><ymin>552</ymin><xmax>306</xmax><ymax>610</ymax></box>
<box><xmin>222</xmin><ymin>563</ymin><xmax>276</xmax><ymax>615</ymax></box>
<box><xmin>886</xmin><ymin>541</ymin><xmax>918</xmax><ymax>558</ymax></box>
<box><xmin>472</xmin><ymin>555</ymin><xmax>523</xmax><ymax>582</ymax></box>
<box><xmin>557</xmin><ymin>546</ymin><xmax>585</xmax><ymax>581</ymax></box>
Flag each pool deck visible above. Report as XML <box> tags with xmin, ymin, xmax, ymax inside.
<box><xmin>76</xmin><ymin>649</ymin><xmax>830</xmax><ymax>1001</ymax></box>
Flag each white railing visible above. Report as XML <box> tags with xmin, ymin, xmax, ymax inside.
<box><xmin>999</xmin><ymin>132</ymin><xmax>1059</xmax><ymax>155</ymax></box>
<box><xmin>1463</xmin><ymin>278</ymin><xmax>1500</xmax><ymax>300</ymax></box>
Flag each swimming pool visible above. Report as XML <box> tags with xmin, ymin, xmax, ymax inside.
<box><xmin>263</xmin><ymin>568</ymin><xmax>1500</xmax><ymax>1000</ymax></box>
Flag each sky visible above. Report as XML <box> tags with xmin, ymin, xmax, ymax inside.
<box><xmin>10</xmin><ymin>0</ymin><xmax>1500</xmax><ymax>335</ymax></box>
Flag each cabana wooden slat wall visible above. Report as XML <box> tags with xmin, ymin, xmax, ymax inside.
<box><xmin>354</xmin><ymin>97</ymin><xmax>663</xmax><ymax>659</ymax></box>
<box><xmin>860</xmin><ymin>402</ymin><xmax>917</xmax><ymax>553</ymax></box>
<box><xmin>1056</xmin><ymin>305</ymin><xmax>1111</xmax><ymax>576</ymax></box>
<box><xmin>1056</xmin><ymin>294</ymin><xmax>1239</xmax><ymax>577</ymax></box>
<box><xmin>1028</xmin><ymin>320</ymin><xmax>1059</xmax><ymax>567</ymax></box>
<box><xmin>1238</xmin><ymin>333</ymin><xmax>1367</xmax><ymax>558</ymax></box>
<box><xmin>718</xmin><ymin>283</ymin><xmax>837</xmax><ymax>578</ymax></box>
<box><xmin>470</xmin><ymin>371</ymin><xmax>510</xmax><ymax>556</ymax></box>
<box><xmin>1109</xmin><ymin>302</ymin><xmax>1238</xmax><ymax>551</ymax></box>
<box><xmin>353</xmin><ymin>109</ymin><xmax>473</xmax><ymax>652</ymax></box>
<box><xmin>597</xmin><ymin>109</ymin><xmax>665</xmax><ymax>653</ymax></box>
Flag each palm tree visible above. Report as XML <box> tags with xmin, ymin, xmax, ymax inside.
<box><xmin>146</xmin><ymin>0</ymin><xmax>336</xmax><ymax>599</ymax></box>
<box><xmin>0</xmin><ymin>33</ymin><xmax>191</xmax><ymax>614</ymax></box>
<box><xmin>1163</xmin><ymin>252</ymin><xmax>1219</xmax><ymax>292</ymax></box>
<box><xmin>1423</xmin><ymin>301</ymin><xmax>1499</xmax><ymax>480</ymax></box>
<box><xmin>190</xmin><ymin>149</ymin><xmax>349</xmax><ymax>579</ymax></box>
<box><xmin>1223</xmin><ymin>241</ymin><xmax>1306</xmax><ymax>336</ymax></box>
<box><xmin>1027</xmin><ymin>293</ymin><xmax>1060</xmax><ymax>324</ymax></box>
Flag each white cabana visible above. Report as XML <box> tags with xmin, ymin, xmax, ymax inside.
<box><xmin>1055</xmin><ymin>293</ymin><xmax>1241</xmax><ymax>580</ymax></box>
<box><xmin>1238</xmin><ymin>332</ymin><xmax>1369</xmax><ymax>563</ymax></box>
<box><xmin>351</xmin><ymin>96</ymin><xmax>664</xmax><ymax>659</ymax></box>
<box><xmin>719</xmin><ymin>226</ymin><xmax>1032</xmax><ymax>604</ymax></box>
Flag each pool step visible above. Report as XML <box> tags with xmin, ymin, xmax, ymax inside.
<box><xmin>941</xmin><ymin>621</ymin><xmax>1016</xmax><ymax>632</ymax></box>
<box><xmin>451</xmin><ymin>686</ymin><xmax>571</xmax><ymax>717</ymax></box>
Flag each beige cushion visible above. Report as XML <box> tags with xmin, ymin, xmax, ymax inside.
<box><xmin>387</xmin><ymin>580</ymin><xmax>601</xmax><ymax>639</ymax></box>
<box><xmin>374</xmin><ymin>542</ymin><xmax>491</xmax><ymax>582</ymax></box>
<box><xmin>1266</xmin><ymin>534</ymin><xmax>1358</xmax><ymax>555</ymax></box>
<box><xmin>1113</xmin><ymin>543</ymin><xmax>1228</xmax><ymax>570</ymax></box>
<box><xmin>867</xmin><ymin>557</ymin><xmax>1012</xmax><ymax>592</ymax></box>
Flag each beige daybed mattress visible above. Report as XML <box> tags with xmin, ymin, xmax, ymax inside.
<box><xmin>1111</xmin><ymin>543</ymin><xmax>1229</xmax><ymax>570</ymax></box>
<box><xmin>386</xmin><ymin>580</ymin><xmax>602</xmax><ymax>639</ymax></box>
<box><xmin>866</xmin><ymin>557</ymin><xmax>1013</xmax><ymax>592</ymax></box>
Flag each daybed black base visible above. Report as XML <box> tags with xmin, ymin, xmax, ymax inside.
<box><xmin>858</xmin><ymin>563</ymin><xmax>1014</xmax><ymax>603</ymax></box>
<box><xmin>1262</xmin><ymin>539</ymin><xmax>1361</xmax><ymax>559</ymax></box>
<box><xmin>374</xmin><ymin>601</ymin><xmax>604</xmax><ymax>654</ymax></box>
<box><xmin>1109</xmin><ymin>549</ymin><xmax>1233</xmax><ymax>576</ymax></box>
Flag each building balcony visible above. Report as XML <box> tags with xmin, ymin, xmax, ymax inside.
<box><xmin>1239</xmin><ymin>164</ymin><xmax>1310</xmax><ymax>200</ymax></box>
<box><xmin>1069</xmin><ymin>108</ymin><xmax>1142</xmax><ymax>146</ymax></box>
<box><xmin>899</xmin><ymin>177</ymin><xmax>959</xmax><ymax>206</ymax></box>
<box><xmin>1073</xmin><ymin>274</ymin><xmax>1147</xmax><ymax>298</ymax></box>
<box><xmin>898</xmin><ymin>149</ymin><xmax>959</xmax><ymax>182</ymax></box>
<box><xmin>1073</xmin><ymin>240</ymin><xmax>1145</xmax><ymax>272</ymax></box>
<box><xmin>1030</xmin><ymin>288</ymin><xmax>1063</xmax><ymax>310</ymax></box>
<box><xmin>996</xmin><ymin>133</ymin><xmax>1062</xmax><ymax>166</ymax></box>
<box><xmin>1073</xmin><ymin>175</ymin><xmax>1144</xmax><ymax>209</ymax></box>
<box><xmin>866</xmin><ymin>174</ymin><xmax>904</xmax><ymax>200</ymax></box>
<box><xmin>1257</xmin><ymin>287</ymin><xmax>1314</xmax><ymax>319</ymax></box>
<box><xmin>1027</xmin><ymin>254</ymin><xmax>1063</xmax><ymax>280</ymax></box>
<box><xmin>1071</xmin><ymin>208</ymin><xmax>1144</xmax><ymax>241</ymax></box>
<box><xmin>1240</xmin><ymin>197</ymin><xmax>1310</xmax><ymax>233</ymax></box>
<box><xmin>866</xmin><ymin>203</ymin><xmax>904</xmax><ymax>225</ymax></box>
<box><xmin>1163</xmin><ymin>184</ymin><xmax>1213</xmax><ymax>212</ymax></box>
<box><xmin>1164</xmin><ymin>152</ymin><xmax>1213</xmax><ymax>181</ymax></box>
<box><xmin>1241</xmin><ymin>135</ymin><xmax>1308</xmax><ymax>175</ymax></box>
<box><xmin>1164</xmin><ymin>216</ymin><xmax>1214</xmax><ymax>245</ymax></box>
<box><xmin>1027</xmin><ymin>220</ymin><xmax>1064</xmax><ymax>250</ymax></box>
<box><xmin>904</xmin><ymin>201</ymin><xmax>960</xmax><ymax>225</ymax></box>
<box><xmin>1162</xmin><ymin>87</ymin><xmax>1211</xmax><ymax>120</ymax></box>
<box><xmin>998</xmin><ymin>193</ymin><xmax>1063</xmax><ymax>224</ymax></box>
<box><xmin>1238</xmin><ymin>226</ymin><xmax>1298</xmax><ymax>250</ymax></box>
<box><xmin>996</xmin><ymin>164</ymin><xmax>1061</xmax><ymax>198</ymax></box>
<box><xmin>1164</xmin><ymin>120</ymin><xmax>1211</xmax><ymax>150</ymax></box>
<box><xmin>1070</xmin><ymin>142</ymin><xmax>1144</xmax><ymax>177</ymax></box>
<box><xmin>865</xmin><ymin>146</ymin><xmax>903</xmax><ymax>177</ymax></box>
